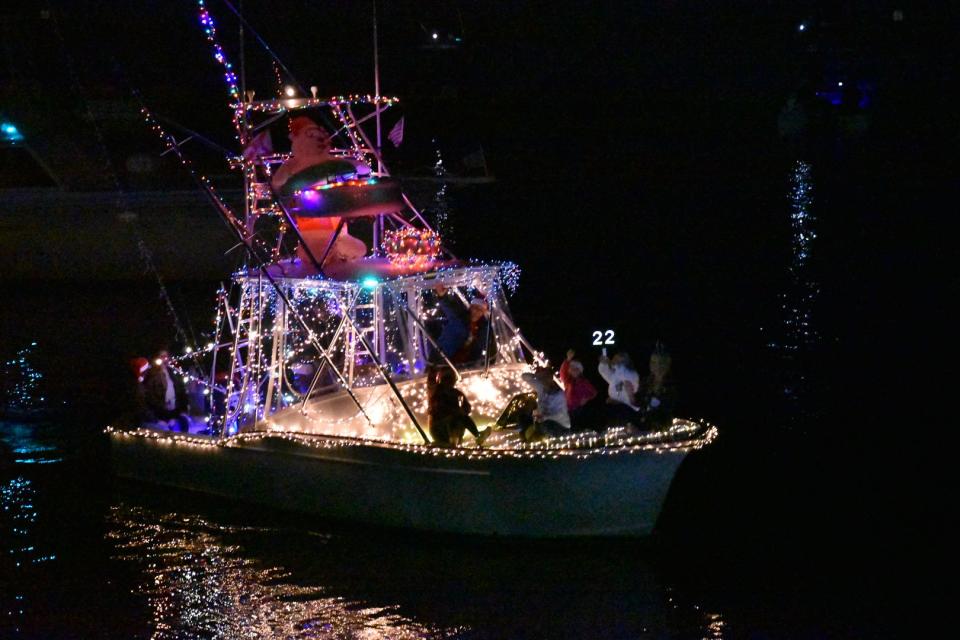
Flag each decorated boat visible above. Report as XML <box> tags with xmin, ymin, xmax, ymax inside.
<box><xmin>107</xmin><ymin>2</ymin><xmax>717</xmax><ymax>537</ymax></box>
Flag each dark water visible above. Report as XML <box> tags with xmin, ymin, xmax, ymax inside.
<box><xmin>1</xmin><ymin>147</ymin><xmax>935</xmax><ymax>638</ymax></box>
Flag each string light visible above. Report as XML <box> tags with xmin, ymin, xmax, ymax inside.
<box><xmin>107</xmin><ymin>419</ymin><xmax>718</xmax><ymax>461</ymax></box>
<box><xmin>245</xmin><ymin>95</ymin><xmax>398</xmax><ymax>113</ymax></box>
<box><xmin>125</xmin><ymin>43</ymin><xmax>719</xmax><ymax>480</ymax></box>
<box><xmin>383</xmin><ymin>228</ymin><xmax>441</xmax><ymax>269</ymax></box>
<box><xmin>196</xmin><ymin>0</ymin><xmax>244</xmax><ymax>142</ymax></box>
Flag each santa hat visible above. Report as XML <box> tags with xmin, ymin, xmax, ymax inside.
<box><xmin>289</xmin><ymin>116</ymin><xmax>325</xmax><ymax>137</ymax></box>
<box><xmin>129</xmin><ymin>357</ymin><xmax>150</xmax><ymax>382</ymax></box>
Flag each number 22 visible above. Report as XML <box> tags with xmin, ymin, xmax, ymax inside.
<box><xmin>592</xmin><ymin>330</ymin><xmax>615</xmax><ymax>346</ymax></box>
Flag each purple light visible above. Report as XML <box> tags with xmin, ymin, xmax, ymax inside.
<box><xmin>300</xmin><ymin>189</ymin><xmax>321</xmax><ymax>210</ymax></box>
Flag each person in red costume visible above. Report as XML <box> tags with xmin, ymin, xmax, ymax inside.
<box><xmin>271</xmin><ymin>116</ymin><xmax>367</xmax><ymax>264</ymax></box>
<box><xmin>559</xmin><ymin>349</ymin><xmax>598</xmax><ymax>431</ymax></box>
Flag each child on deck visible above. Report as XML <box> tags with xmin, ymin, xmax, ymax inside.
<box><xmin>559</xmin><ymin>349</ymin><xmax>598</xmax><ymax>430</ymax></box>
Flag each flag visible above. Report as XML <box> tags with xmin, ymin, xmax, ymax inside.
<box><xmin>242</xmin><ymin>129</ymin><xmax>273</xmax><ymax>161</ymax></box>
<box><xmin>388</xmin><ymin>117</ymin><xmax>404</xmax><ymax>147</ymax></box>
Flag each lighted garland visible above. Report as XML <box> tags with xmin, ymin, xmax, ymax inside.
<box><xmin>383</xmin><ymin>228</ymin><xmax>441</xmax><ymax>269</ymax></box>
<box><xmin>196</xmin><ymin>0</ymin><xmax>244</xmax><ymax>143</ymax></box>
<box><xmin>150</xmin><ymin>266</ymin><xmax>542</xmax><ymax>444</ymax></box>
<box><xmin>106</xmin><ymin>418</ymin><xmax>718</xmax><ymax>461</ymax></box>
<box><xmin>246</xmin><ymin>95</ymin><xmax>398</xmax><ymax>114</ymax></box>
<box><xmin>158</xmin><ymin>283</ymin><xmax>530</xmax><ymax>440</ymax></box>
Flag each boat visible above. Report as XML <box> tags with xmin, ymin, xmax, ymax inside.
<box><xmin>107</xmin><ymin>3</ymin><xmax>717</xmax><ymax>537</ymax></box>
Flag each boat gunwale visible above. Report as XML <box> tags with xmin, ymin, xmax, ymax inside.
<box><xmin>106</xmin><ymin>418</ymin><xmax>718</xmax><ymax>462</ymax></box>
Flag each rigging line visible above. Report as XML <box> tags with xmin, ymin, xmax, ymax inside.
<box><xmin>48</xmin><ymin>11</ymin><xmax>197</xmax><ymax>349</ymax></box>
<box><xmin>211</xmin><ymin>0</ymin><xmax>338</xmax><ymax>134</ymax></box>
<box><xmin>142</xmin><ymin>107</ymin><xmax>384</xmax><ymax>434</ymax></box>
<box><xmin>152</xmin><ymin>113</ymin><xmax>235</xmax><ymax>156</ymax></box>
<box><xmin>216</xmin><ymin>0</ymin><xmax>304</xmax><ymax>96</ymax></box>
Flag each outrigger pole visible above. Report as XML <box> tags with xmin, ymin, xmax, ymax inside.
<box><xmin>140</xmin><ymin>107</ymin><xmax>388</xmax><ymax>437</ymax></box>
<box><xmin>187</xmin><ymin>2</ymin><xmax>432</xmax><ymax>441</ymax></box>
<box><xmin>372</xmin><ymin>0</ymin><xmax>384</xmax><ymax>252</ymax></box>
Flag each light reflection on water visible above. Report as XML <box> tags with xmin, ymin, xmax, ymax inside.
<box><xmin>1</xmin><ymin>475</ymin><xmax>56</xmax><ymax>636</ymax></box>
<box><xmin>1</xmin><ymin>342</ymin><xmax>48</xmax><ymax>415</ymax></box>
<box><xmin>1</xmin><ymin>421</ymin><xmax>65</xmax><ymax>465</ymax></box>
<box><xmin>0</xmin><ymin>402</ymin><xmax>730</xmax><ymax>638</ymax></box>
<box><xmin>106</xmin><ymin>505</ymin><xmax>467</xmax><ymax>639</ymax></box>
<box><xmin>766</xmin><ymin>159</ymin><xmax>822</xmax><ymax>428</ymax></box>
<box><xmin>99</xmin><ymin>499</ymin><xmax>730</xmax><ymax>639</ymax></box>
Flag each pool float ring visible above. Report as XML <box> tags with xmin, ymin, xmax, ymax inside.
<box><xmin>279</xmin><ymin>160</ymin><xmax>404</xmax><ymax>219</ymax></box>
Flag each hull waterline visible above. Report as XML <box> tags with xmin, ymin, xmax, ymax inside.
<box><xmin>109</xmin><ymin>430</ymin><xmax>700</xmax><ymax>537</ymax></box>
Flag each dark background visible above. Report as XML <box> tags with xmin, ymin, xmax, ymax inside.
<box><xmin>1</xmin><ymin>1</ymin><xmax>953</xmax><ymax>637</ymax></box>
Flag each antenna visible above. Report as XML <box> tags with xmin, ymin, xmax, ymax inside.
<box><xmin>373</xmin><ymin>0</ymin><xmax>383</xmax><ymax>158</ymax></box>
<box><xmin>373</xmin><ymin>0</ymin><xmax>384</xmax><ymax>253</ymax></box>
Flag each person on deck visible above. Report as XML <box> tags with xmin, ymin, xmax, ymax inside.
<box><xmin>142</xmin><ymin>350</ymin><xmax>189</xmax><ymax>431</ymax></box>
<box><xmin>452</xmin><ymin>298</ymin><xmax>496</xmax><ymax>365</ymax></box>
<box><xmin>427</xmin><ymin>366</ymin><xmax>490</xmax><ymax>447</ymax></box>
<box><xmin>638</xmin><ymin>343</ymin><xmax>678</xmax><ymax>431</ymax></box>
<box><xmin>431</xmin><ymin>286</ymin><xmax>470</xmax><ymax>362</ymax></box>
<box><xmin>598</xmin><ymin>351</ymin><xmax>640</xmax><ymax>427</ymax></box>
<box><xmin>127</xmin><ymin>356</ymin><xmax>150</xmax><ymax>423</ymax></box>
<box><xmin>519</xmin><ymin>367</ymin><xmax>571</xmax><ymax>442</ymax></box>
<box><xmin>559</xmin><ymin>349</ymin><xmax>598</xmax><ymax>430</ymax></box>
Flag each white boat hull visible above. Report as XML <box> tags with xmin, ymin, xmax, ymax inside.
<box><xmin>109</xmin><ymin>430</ymin><xmax>698</xmax><ymax>537</ymax></box>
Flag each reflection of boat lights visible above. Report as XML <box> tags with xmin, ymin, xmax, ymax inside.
<box><xmin>106</xmin><ymin>506</ymin><xmax>452</xmax><ymax>638</ymax></box>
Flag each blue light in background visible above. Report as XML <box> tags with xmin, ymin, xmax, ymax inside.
<box><xmin>2</xmin><ymin>121</ymin><xmax>25</xmax><ymax>142</ymax></box>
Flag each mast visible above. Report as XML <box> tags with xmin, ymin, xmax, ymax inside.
<box><xmin>373</xmin><ymin>0</ymin><xmax>383</xmax><ymax>163</ymax></box>
<box><xmin>372</xmin><ymin>0</ymin><xmax>384</xmax><ymax>255</ymax></box>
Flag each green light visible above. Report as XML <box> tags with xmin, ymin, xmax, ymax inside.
<box><xmin>361</xmin><ymin>276</ymin><xmax>379</xmax><ymax>290</ymax></box>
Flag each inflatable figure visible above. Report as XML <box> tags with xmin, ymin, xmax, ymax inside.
<box><xmin>271</xmin><ymin>116</ymin><xmax>367</xmax><ymax>264</ymax></box>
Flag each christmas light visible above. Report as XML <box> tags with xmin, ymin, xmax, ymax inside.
<box><xmin>196</xmin><ymin>1</ymin><xmax>243</xmax><ymax>142</ymax></box>
<box><xmin>383</xmin><ymin>228</ymin><xmax>441</xmax><ymax>269</ymax></box>
<box><xmin>107</xmin><ymin>418</ymin><xmax>718</xmax><ymax>461</ymax></box>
